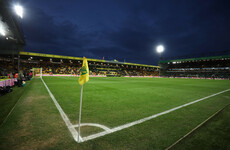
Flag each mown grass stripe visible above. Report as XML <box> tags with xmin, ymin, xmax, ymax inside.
<box><xmin>83</xmin><ymin>89</ymin><xmax>230</xmax><ymax>142</ymax></box>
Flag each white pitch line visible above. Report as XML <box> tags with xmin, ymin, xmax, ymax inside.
<box><xmin>83</xmin><ymin>88</ymin><xmax>230</xmax><ymax>142</ymax></box>
<box><xmin>41</xmin><ymin>77</ymin><xmax>83</xmax><ymax>142</ymax></box>
<box><xmin>72</xmin><ymin>123</ymin><xmax>111</xmax><ymax>131</ymax></box>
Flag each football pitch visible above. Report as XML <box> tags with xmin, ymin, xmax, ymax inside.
<box><xmin>1</xmin><ymin>77</ymin><xmax>230</xmax><ymax>149</ymax></box>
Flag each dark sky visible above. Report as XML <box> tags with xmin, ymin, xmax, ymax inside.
<box><xmin>21</xmin><ymin>0</ymin><xmax>230</xmax><ymax>65</ymax></box>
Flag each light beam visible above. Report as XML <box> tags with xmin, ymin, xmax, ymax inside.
<box><xmin>0</xmin><ymin>25</ymin><xmax>6</xmax><ymax>36</ymax></box>
<box><xmin>14</xmin><ymin>5</ymin><xmax>23</xmax><ymax>18</ymax></box>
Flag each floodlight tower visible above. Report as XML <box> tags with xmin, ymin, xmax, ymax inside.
<box><xmin>156</xmin><ymin>45</ymin><xmax>165</xmax><ymax>76</ymax></box>
<box><xmin>156</xmin><ymin>45</ymin><xmax>164</xmax><ymax>60</ymax></box>
<box><xmin>14</xmin><ymin>4</ymin><xmax>24</xmax><ymax>73</ymax></box>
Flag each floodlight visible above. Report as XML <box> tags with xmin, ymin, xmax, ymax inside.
<box><xmin>0</xmin><ymin>25</ymin><xmax>5</xmax><ymax>36</ymax></box>
<box><xmin>156</xmin><ymin>45</ymin><xmax>164</xmax><ymax>53</ymax></box>
<box><xmin>14</xmin><ymin>5</ymin><xmax>23</xmax><ymax>18</ymax></box>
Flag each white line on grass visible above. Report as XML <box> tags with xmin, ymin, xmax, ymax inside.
<box><xmin>82</xmin><ymin>88</ymin><xmax>230</xmax><ymax>142</ymax></box>
<box><xmin>41</xmin><ymin>77</ymin><xmax>83</xmax><ymax>142</ymax></box>
<box><xmin>72</xmin><ymin>123</ymin><xmax>111</xmax><ymax>131</ymax></box>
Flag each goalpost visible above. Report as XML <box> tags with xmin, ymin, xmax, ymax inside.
<box><xmin>32</xmin><ymin>68</ymin><xmax>42</xmax><ymax>78</ymax></box>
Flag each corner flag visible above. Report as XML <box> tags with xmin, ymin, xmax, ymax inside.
<box><xmin>78</xmin><ymin>57</ymin><xmax>89</xmax><ymax>142</ymax></box>
<box><xmin>78</xmin><ymin>57</ymin><xmax>89</xmax><ymax>85</ymax></box>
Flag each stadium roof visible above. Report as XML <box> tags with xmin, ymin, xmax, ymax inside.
<box><xmin>20</xmin><ymin>51</ymin><xmax>159</xmax><ymax>68</ymax></box>
<box><xmin>0</xmin><ymin>0</ymin><xmax>25</xmax><ymax>54</ymax></box>
<box><xmin>159</xmin><ymin>54</ymin><xmax>230</xmax><ymax>64</ymax></box>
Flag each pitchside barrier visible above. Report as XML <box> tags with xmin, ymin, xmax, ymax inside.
<box><xmin>36</xmin><ymin>74</ymin><xmax>229</xmax><ymax>80</ymax></box>
<box><xmin>124</xmin><ymin>76</ymin><xmax>155</xmax><ymax>78</ymax></box>
<box><xmin>0</xmin><ymin>78</ymin><xmax>17</xmax><ymax>88</ymax></box>
<box><xmin>36</xmin><ymin>74</ymin><xmax>106</xmax><ymax>77</ymax></box>
<box><xmin>157</xmin><ymin>76</ymin><xmax>230</xmax><ymax>80</ymax></box>
<box><xmin>39</xmin><ymin>74</ymin><xmax>153</xmax><ymax>77</ymax></box>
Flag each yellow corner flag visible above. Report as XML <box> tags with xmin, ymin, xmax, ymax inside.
<box><xmin>78</xmin><ymin>57</ymin><xmax>89</xmax><ymax>85</ymax></box>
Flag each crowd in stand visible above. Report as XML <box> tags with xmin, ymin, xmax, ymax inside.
<box><xmin>0</xmin><ymin>59</ymin><xmax>157</xmax><ymax>78</ymax></box>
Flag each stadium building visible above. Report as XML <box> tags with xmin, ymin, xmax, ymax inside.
<box><xmin>159</xmin><ymin>53</ymin><xmax>230</xmax><ymax>79</ymax></box>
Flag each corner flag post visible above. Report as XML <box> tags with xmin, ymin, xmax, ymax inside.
<box><xmin>78</xmin><ymin>57</ymin><xmax>89</xmax><ymax>142</ymax></box>
<box><xmin>78</xmin><ymin>85</ymin><xmax>83</xmax><ymax>142</ymax></box>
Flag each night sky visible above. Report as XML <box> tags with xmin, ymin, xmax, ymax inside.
<box><xmin>21</xmin><ymin>0</ymin><xmax>230</xmax><ymax>65</ymax></box>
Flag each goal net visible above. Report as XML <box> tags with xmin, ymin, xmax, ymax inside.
<box><xmin>32</xmin><ymin>68</ymin><xmax>42</xmax><ymax>78</ymax></box>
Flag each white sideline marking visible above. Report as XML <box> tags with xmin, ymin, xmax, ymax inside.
<box><xmin>41</xmin><ymin>77</ymin><xmax>83</xmax><ymax>142</ymax></box>
<box><xmin>83</xmin><ymin>88</ymin><xmax>230</xmax><ymax>142</ymax></box>
<box><xmin>72</xmin><ymin>123</ymin><xmax>111</xmax><ymax>131</ymax></box>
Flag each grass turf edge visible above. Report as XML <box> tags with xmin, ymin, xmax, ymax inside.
<box><xmin>0</xmin><ymin>80</ymin><xmax>31</xmax><ymax>125</ymax></box>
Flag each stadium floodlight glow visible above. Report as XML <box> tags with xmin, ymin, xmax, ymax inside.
<box><xmin>14</xmin><ymin>5</ymin><xmax>23</xmax><ymax>18</ymax></box>
<box><xmin>156</xmin><ymin>45</ymin><xmax>164</xmax><ymax>53</ymax></box>
<box><xmin>0</xmin><ymin>25</ymin><xmax>6</xmax><ymax>36</ymax></box>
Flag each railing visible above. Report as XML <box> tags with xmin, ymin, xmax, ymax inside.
<box><xmin>0</xmin><ymin>78</ymin><xmax>17</xmax><ymax>87</ymax></box>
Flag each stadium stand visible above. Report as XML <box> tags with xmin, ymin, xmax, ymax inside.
<box><xmin>0</xmin><ymin>52</ymin><xmax>159</xmax><ymax>78</ymax></box>
<box><xmin>159</xmin><ymin>54</ymin><xmax>230</xmax><ymax>79</ymax></box>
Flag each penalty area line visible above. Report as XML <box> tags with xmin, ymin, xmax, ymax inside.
<box><xmin>83</xmin><ymin>88</ymin><xmax>230</xmax><ymax>142</ymax></box>
<box><xmin>41</xmin><ymin>77</ymin><xmax>83</xmax><ymax>142</ymax></box>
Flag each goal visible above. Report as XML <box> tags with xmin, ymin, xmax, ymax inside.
<box><xmin>32</xmin><ymin>68</ymin><xmax>42</xmax><ymax>78</ymax></box>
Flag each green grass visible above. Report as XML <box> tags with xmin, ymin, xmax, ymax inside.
<box><xmin>0</xmin><ymin>82</ymin><xmax>30</xmax><ymax>124</ymax></box>
<box><xmin>0</xmin><ymin>77</ymin><xmax>229</xmax><ymax>150</ymax></box>
<box><xmin>43</xmin><ymin>77</ymin><xmax>230</xmax><ymax>127</ymax></box>
<box><xmin>171</xmin><ymin>104</ymin><xmax>230</xmax><ymax>150</ymax></box>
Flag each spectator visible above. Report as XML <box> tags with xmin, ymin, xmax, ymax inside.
<box><xmin>29</xmin><ymin>71</ymin><xmax>33</xmax><ymax>79</ymax></box>
<box><xmin>17</xmin><ymin>70</ymin><xmax>23</xmax><ymax>87</ymax></box>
